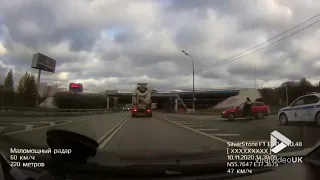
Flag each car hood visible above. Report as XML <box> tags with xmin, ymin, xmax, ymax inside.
<box><xmin>279</xmin><ymin>106</ymin><xmax>290</xmax><ymax>112</ymax></box>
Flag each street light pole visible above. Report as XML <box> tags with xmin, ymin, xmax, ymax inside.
<box><xmin>254</xmin><ymin>68</ymin><xmax>257</xmax><ymax>89</ymax></box>
<box><xmin>285</xmin><ymin>83</ymin><xmax>289</xmax><ymax>106</ymax></box>
<box><xmin>181</xmin><ymin>50</ymin><xmax>195</xmax><ymax>111</ymax></box>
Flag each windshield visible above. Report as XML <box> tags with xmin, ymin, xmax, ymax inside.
<box><xmin>0</xmin><ymin>0</ymin><xmax>320</xmax><ymax>178</ymax></box>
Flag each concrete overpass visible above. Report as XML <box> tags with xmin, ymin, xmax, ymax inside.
<box><xmin>106</xmin><ymin>89</ymin><xmax>240</xmax><ymax>111</ymax></box>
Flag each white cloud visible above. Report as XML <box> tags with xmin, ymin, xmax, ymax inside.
<box><xmin>0</xmin><ymin>43</ymin><xmax>6</xmax><ymax>55</ymax></box>
<box><xmin>57</xmin><ymin>72</ymin><xmax>69</xmax><ymax>80</ymax></box>
<box><xmin>0</xmin><ymin>0</ymin><xmax>320</xmax><ymax>92</ymax></box>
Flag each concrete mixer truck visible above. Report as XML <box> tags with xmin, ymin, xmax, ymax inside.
<box><xmin>131</xmin><ymin>83</ymin><xmax>152</xmax><ymax>117</ymax></box>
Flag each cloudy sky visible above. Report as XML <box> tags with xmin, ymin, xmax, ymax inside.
<box><xmin>1</xmin><ymin>0</ymin><xmax>320</xmax><ymax>92</ymax></box>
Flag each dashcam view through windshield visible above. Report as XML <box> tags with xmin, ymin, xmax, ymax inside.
<box><xmin>0</xmin><ymin>0</ymin><xmax>320</xmax><ymax>179</ymax></box>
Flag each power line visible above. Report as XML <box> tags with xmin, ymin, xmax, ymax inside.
<box><xmin>197</xmin><ymin>19</ymin><xmax>320</xmax><ymax>73</ymax></box>
<box><xmin>196</xmin><ymin>14</ymin><xmax>320</xmax><ymax>73</ymax></box>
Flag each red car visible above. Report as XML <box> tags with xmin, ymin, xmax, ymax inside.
<box><xmin>221</xmin><ymin>102</ymin><xmax>270</xmax><ymax>120</ymax></box>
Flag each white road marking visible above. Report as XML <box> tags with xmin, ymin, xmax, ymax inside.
<box><xmin>174</xmin><ymin>121</ymin><xmax>188</xmax><ymax>123</ymax></box>
<box><xmin>98</xmin><ymin>116</ymin><xmax>130</xmax><ymax>149</ymax></box>
<box><xmin>210</xmin><ymin>133</ymin><xmax>240</xmax><ymax>137</ymax></box>
<box><xmin>97</xmin><ymin>118</ymin><xmax>127</xmax><ymax>143</ymax></box>
<box><xmin>0</xmin><ymin>127</ymin><xmax>5</xmax><ymax>133</ymax></box>
<box><xmin>0</xmin><ymin>121</ymin><xmax>52</xmax><ymax>124</ymax></box>
<box><xmin>25</xmin><ymin>125</ymin><xmax>33</xmax><ymax>130</ymax></box>
<box><xmin>13</xmin><ymin>123</ymin><xmax>29</xmax><ymax>126</ymax></box>
<box><xmin>23</xmin><ymin>121</ymin><xmax>52</xmax><ymax>123</ymax></box>
<box><xmin>0</xmin><ymin>123</ymin><xmax>26</xmax><ymax>126</ymax></box>
<box><xmin>1</xmin><ymin>118</ymin><xmax>88</xmax><ymax>136</ymax></box>
<box><xmin>172</xmin><ymin>115</ymin><xmax>220</xmax><ymax>118</ymax></box>
<box><xmin>187</xmin><ymin>125</ymin><xmax>204</xmax><ymax>128</ymax></box>
<box><xmin>178</xmin><ymin>122</ymin><xmax>194</xmax><ymax>125</ymax></box>
<box><xmin>156</xmin><ymin>114</ymin><xmax>249</xmax><ymax>150</ymax></box>
<box><xmin>197</xmin><ymin>128</ymin><xmax>219</xmax><ymax>131</ymax></box>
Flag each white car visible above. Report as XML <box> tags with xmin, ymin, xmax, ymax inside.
<box><xmin>278</xmin><ymin>93</ymin><xmax>320</xmax><ymax>127</ymax></box>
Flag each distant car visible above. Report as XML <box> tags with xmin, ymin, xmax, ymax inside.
<box><xmin>122</xmin><ymin>105</ymin><xmax>132</xmax><ymax>111</ymax></box>
<box><xmin>278</xmin><ymin>93</ymin><xmax>320</xmax><ymax>127</ymax></box>
<box><xmin>221</xmin><ymin>102</ymin><xmax>270</xmax><ymax>120</ymax></box>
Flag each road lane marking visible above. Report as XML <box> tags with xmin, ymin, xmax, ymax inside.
<box><xmin>156</xmin><ymin>114</ymin><xmax>250</xmax><ymax>149</ymax></box>
<box><xmin>0</xmin><ymin>118</ymin><xmax>89</xmax><ymax>136</ymax></box>
<box><xmin>25</xmin><ymin>125</ymin><xmax>33</xmax><ymax>130</ymax></box>
<box><xmin>178</xmin><ymin>122</ymin><xmax>193</xmax><ymax>125</ymax></box>
<box><xmin>174</xmin><ymin>121</ymin><xmax>188</xmax><ymax>123</ymax></box>
<box><xmin>96</xmin><ymin>117</ymin><xmax>128</xmax><ymax>143</ymax></box>
<box><xmin>170</xmin><ymin>114</ymin><xmax>220</xmax><ymax>118</ymax></box>
<box><xmin>187</xmin><ymin>125</ymin><xmax>204</xmax><ymax>128</ymax></box>
<box><xmin>0</xmin><ymin>121</ymin><xmax>65</xmax><ymax>124</ymax></box>
<box><xmin>156</xmin><ymin>115</ymin><xmax>230</xmax><ymax>143</ymax></box>
<box><xmin>197</xmin><ymin>129</ymin><xmax>219</xmax><ymax>131</ymax></box>
<box><xmin>0</xmin><ymin>123</ymin><xmax>27</xmax><ymax>126</ymax></box>
<box><xmin>0</xmin><ymin>127</ymin><xmax>5</xmax><ymax>133</ymax></box>
<box><xmin>210</xmin><ymin>134</ymin><xmax>240</xmax><ymax>137</ymax></box>
<box><xmin>98</xmin><ymin>116</ymin><xmax>130</xmax><ymax>149</ymax></box>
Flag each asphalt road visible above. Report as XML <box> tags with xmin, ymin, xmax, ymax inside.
<box><xmin>0</xmin><ymin>115</ymin><xmax>102</xmax><ymax>135</ymax></box>
<box><xmin>0</xmin><ymin>112</ymin><xmax>319</xmax><ymax>158</ymax></box>
<box><xmin>157</xmin><ymin>113</ymin><xmax>320</xmax><ymax>153</ymax></box>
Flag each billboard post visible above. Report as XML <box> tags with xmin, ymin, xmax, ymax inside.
<box><xmin>31</xmin><ymin>53</ymin><xmax>56</xmax><ymax>107</ymax></box>
<box><xmin>36</xmin><ymin>70</ymin><xmax>41</xmax><ymax>106</ymax></box>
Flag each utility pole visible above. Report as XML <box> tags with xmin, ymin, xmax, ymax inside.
<box><xmin>36</xmin><ymin>70</ymin><xmax>41</xmax><ymax>107</ymax></box>
<box><xmin>181</xmin><ymin>50</ymin><xmax>195</xmax><ymax>111</ymax></box>
<box><xmin>309</xmin><ymin>68</ymin><xmax>312</xmax><ymax>85</ymax></box>
<box><xmin>285</xmin><ymin>83</ymin><xmax>289</xmax><ymax>106</ymax></box>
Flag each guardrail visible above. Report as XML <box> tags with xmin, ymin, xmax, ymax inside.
<box><xmin>0</xmin><ymin>106</ymin><xmax>120</xmax><ymax>117</ymax></box>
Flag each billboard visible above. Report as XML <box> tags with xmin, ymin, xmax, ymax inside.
<box><xmin>31</xmin><ymin>53</ymin><xmax>56</xmax><ymax>73</ymax></box>
<box><xmin>69</xmin><ymin>83</ymin><xmax>83</xmax><ymax>92</ymax></box>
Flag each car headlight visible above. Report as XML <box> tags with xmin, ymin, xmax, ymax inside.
<box><xmin>222</xmin><ymin>111</ymin><xmax>226</xmax><ymax>114</ymax></box>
